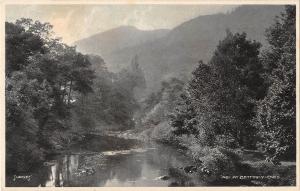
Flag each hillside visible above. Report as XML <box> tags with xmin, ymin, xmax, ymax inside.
<box><xmin>74</xmin><ymin>26</ymin><xmax>170</xmax><ymax>57</ymax></box>
<box><xmin>75</xmin><ymin>5</ymin><xmax>284</xmax><ymax>93</ymax></box>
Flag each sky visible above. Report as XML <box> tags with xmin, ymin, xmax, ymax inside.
<box><xmin>6</xmin><ymin>4</ymin><xmax>238</xmax><ymax>44</ymax></box>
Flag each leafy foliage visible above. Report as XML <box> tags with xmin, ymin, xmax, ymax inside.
<box><xmin>6</xmin><ymin>19</ymin><xmax>95</xmax><ymax>172</ymax></box>
<box><xmin>255</xmin><ymin>5</ymin><xmax>296</xmax><ymax>161</ymax></box>
<box><xmin>170</xmin><ymin>31</ymin><xmax>265</xmax><ymax>149</ymax></box>
<box><xmin>168</xmin><ymin>6</ymin><xmax>296</xmax><ymax>164</ymax></box>
<box><xmin>73</xmin><ymin>54</ymin><xmax>146</xmax><ymax>131</ymax></box>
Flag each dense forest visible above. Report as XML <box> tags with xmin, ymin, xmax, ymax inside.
<box><xmin>5</xmin><ymin>18</ymin><xmax>145</xmax><ymax>172</ymax></box>
<box><xmin>136</xmin><ymin>5</ymin><xmax>296</xmax><ymax>173</ymax></box>
<box><xmin>6</xmin><ymin>5</ymin><xmax>296</xmax><ymax>185</ymax></box>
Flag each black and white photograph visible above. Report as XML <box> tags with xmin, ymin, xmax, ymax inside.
<box><xmin>3</xmin><ymin>0</ymin><xmax>298</xmax><ymax>188</ymax></box>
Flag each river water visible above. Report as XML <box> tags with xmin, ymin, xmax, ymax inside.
<box><xmin>7</xmin><ymin>134</ymin><xmax>202</xmax><ymax>187</ymax></box>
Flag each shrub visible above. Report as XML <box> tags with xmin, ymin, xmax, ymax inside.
<box><xmin>189</xmin><ymin>145</ymin><xmax>211</xmax><ymax>163</ymax></box>
<box><xmin>215</xmin><ymin>134</ymin><xmax>239</xmax><ymax>148</ymax></box>
<box><xmin>249</xmin><ymin>161</ymin><xmax>296</xmax><ymax>186</ymax></box>
<box><xmin>150</xmin><ymin>121</ymin><xmax>175</xmax><ymax>143</ymax></box>
<box><xmin>198</xmin><ymin>147</ymin><xmax>241</xmax><ymax>177</ymax></box>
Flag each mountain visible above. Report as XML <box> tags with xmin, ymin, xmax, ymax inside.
<box><xmin>74</xmin><ymin>26</ymin><xmax>170</xmax><ymax>57</ymax></box>
<box><xmin>75</xmin><ymin>5</ymin><xmax>284</xmax><ymax>93</ymax></box>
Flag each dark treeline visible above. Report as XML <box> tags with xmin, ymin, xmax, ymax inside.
<box><xmin>5</xmin><ymin>19</ymin><xmax>145</xmax><ymax>173</ymax></box>
<box><xmin>140</xmin><ymin>5</ymin><xmax>296</xmax><ymax>165</ymax></box>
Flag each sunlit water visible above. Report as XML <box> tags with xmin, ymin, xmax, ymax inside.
<box><xmin>7</xmin><ymin>135</ymin><xmax>201</xmax><ymax>187</ymax></box>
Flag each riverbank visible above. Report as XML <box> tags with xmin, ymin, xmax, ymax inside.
<box><xmin>6</xmin><ymin>129</ymin><xmax>296</xmax><ymax>187</ymax></box>
<box><xmin>112</xmin><ymin>128</ymin><xmax>296</xmax><ymax>186</ymax></box>
<box><xmin>7</xmin><ymin>133</ymin><xmax>203</xmax><ymax>187</ymax></box>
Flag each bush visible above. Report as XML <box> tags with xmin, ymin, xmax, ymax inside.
<box><xmin>198</xmin><ymin>147</ymin><xmax>241</xmax><ymax>177</ymax></box>
<box><xmin>150</xmin><ymin>121</ymin><xmax>173</xmax><ymax>142</ymax></box>
<box><xmin>173</xmin><ymin>134</ymin><xmax>198</xmax><ymax>149</ymax></box>
<box><xmin>194</xmin><ymin>127</ymin><xmax>215</xmax><ymax>147</ymax></box>
<box><xmin>6</xmin><ymin>134</ymin><xmax>44</xmax><ymax>173</ymax></box>
<box><xmin>215</xmin><ymin>134</ymin><xmax>239</xmax><ymax>148</ymax></box>
<box><xmin>248</xmin><ymin>161</ymin><xmax>296</xmax><ymax>186</ymax></box>
<box><xmin>189</xmin><ymin>145</ymin><xmax>211</xmax><ymax>163</ymax></box>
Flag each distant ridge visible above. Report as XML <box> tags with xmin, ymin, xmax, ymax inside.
<box><xmin>74</xmin><ymin>26</ymin><xmax>170</xmax><ymax>57</ymax></box>
<box><xmin>75</xmin><ymin>5</ymin><xmax>284</xmax><ymax>93</ymax></box>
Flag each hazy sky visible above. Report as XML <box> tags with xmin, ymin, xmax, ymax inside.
<box><xmin>6</xmin><ymin>4</ymin><xmax>238</xmax><ymax>44</ymax></box>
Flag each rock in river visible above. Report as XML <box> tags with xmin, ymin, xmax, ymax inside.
<box><xmin>155</xmin><ymin>175</ymin><xmax>170</xmax><ymax>180</ymax></box>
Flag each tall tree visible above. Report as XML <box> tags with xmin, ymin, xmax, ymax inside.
<box><xmin>171</xmin><ymin>61</ymin><xmax>216</xmax><ymax>141</ymax></box>
<box><xmin>255</xmin><ymin>6</ymin><xmax>296</xmax><ymax>161</ymax></box>
<box><xmin>208</xmin><ymin>31</ymin><xmax>264</xmax><ymax>148</ymax></box>
<box><xmin>170</xmin><ymin>32</ymin><xmax>265</xmax><ymax>149</ymax></box>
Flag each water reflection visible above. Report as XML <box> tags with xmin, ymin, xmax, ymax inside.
<box><xmin>7</xmin><ymin>137</ymin><xmax>200</xmax><ymax>187</ymax></box>
<box><xmin>40</xmin><ymin>145</ymin><xmax>196</xmax><ymax>186</ymax></box>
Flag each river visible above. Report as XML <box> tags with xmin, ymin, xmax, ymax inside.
<box><xmin>6</xmin><ymin>134</ymin><xmax>203</xmax><ymax>187</ymax></box>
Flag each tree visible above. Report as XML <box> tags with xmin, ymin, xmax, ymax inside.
<box><xmin>6</xmin><ymin>19</ymin><xmax>95</xmax><ymax>172</ymax></box>
<box><xmin>6</xmin><ymin>73</ymin><xmax>45</xmax><ymax>172</ymax></box>
<box><xmin>255</xmin><ymin>6</ymin><xmax>296</xmax><ymax>161</ymax></box>
<box><xmin>140</xmin><ymin>78</ymin><xmax>185</xmax><ymax>128</ymax></box>
<box><xmin>72</xmin><ymin>54</ymin><xmax>144</xmax><ymax>131</ymax></box>
<box><xmin>170</xmin><ymin>61</ymin><xmax>215</xmax><ymax>141</ymax></box>
<box><xmin>170</xmin><ymin>91</ymin><xmax>199</xmax><ymax>136</ymax></box>
<box><xmin>170</xmin><ymin>31</ymin><xmax>265</xmax><ymax>149</ymax></box>
<box><xmin>130</xmin><ymin>55</ymin><xmax>146</xmax><ymax>89</ymax></box>
<box><xmin>208</xmin><ymin>31</ymin><xmax>264</xmax><ymax>148</ymax></box>
<box><xmin>5</xmin><ymin>22</ymin><xmax>44</xmax><ymax>76</ymax></box>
